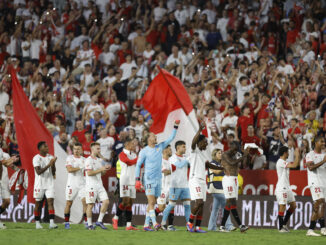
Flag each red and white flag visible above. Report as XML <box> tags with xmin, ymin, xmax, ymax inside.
<box><xmin>142</xmin><ymin>68</ymin><xmax>199</xmax><ymax>150</ymax></box>
<box><xmin>11</xmin><ymin>68</ymin><xmax>82</xmax><ymax>223</ymax></box>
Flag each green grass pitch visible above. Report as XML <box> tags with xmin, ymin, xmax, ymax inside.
<box><xmin>0</xmin><ymin>223</ymin><xmax>325</xmax><ymax>245</ymax></box>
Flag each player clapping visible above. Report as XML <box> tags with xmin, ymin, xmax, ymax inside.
<box><xmin>32</xmin><ymin>142</ymin><xmax>57</xmax><ymax>229</ymax></box>
<box><xmin>112</xmin><ymin>137</ymin><xmax>138</xmax><ymax>230</ymax></box>
<box><xmin>85</xmin><ymin>142</ymin><xmax>110</xmax><ymax>230</ymax></box>
<box><xmin>64</xmin><ymin>143</ymin><xmax>87</xmax><ymax>229</ymax></box>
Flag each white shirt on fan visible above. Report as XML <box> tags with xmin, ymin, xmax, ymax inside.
<box><xmin>65</xmin><ymin>155</ymin><xmax>86</xmax><ymax>187</ymax></box>
<box><xmin>33</xmin><ymin>154</ymin><xmax>55</xmax><ymax>189</ymax></box>
<box><xmin>97</xmin><ymin>136</ymin><xmax>115</xmax><ymax>160</ymax></box>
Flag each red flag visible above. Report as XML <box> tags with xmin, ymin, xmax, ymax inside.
<box><xmin>142</xmin><ymin>68</ymin><xmax>193</xmax><ymax>134</ymax></box>
<box><xmin>11</xmin><ymin>67</ymin><xmax>83</xmax><ymax>222</ymax></box>
<box><xmin>11</xmin><ymin>67</ymin><xmax>54</xmax><ymax>203</ymax></box>
<box><xmin>141</xmin><ymin>68</ymin><xmax>199</xmax><ymax>150</ymax></box>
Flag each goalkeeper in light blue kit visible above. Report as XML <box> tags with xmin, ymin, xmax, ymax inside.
<box><xmin>135</xmin><ymin>120</ymin><xmax>180</xmax><ymax>231</ymax></box>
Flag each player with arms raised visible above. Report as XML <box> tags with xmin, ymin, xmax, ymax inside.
<box><xmin>275</xmin><ymin>146</ymin><xmax>298</xmax><ymax>233</ymax></box>
<box><xmin>135</xmin><ymin>120</ymin><xmax>179</xmax><ymax>231</ymax></box>
<box><xmin>112</xmin><ymin>137</ymin><xmax>138</xmax><ymax>230</ymax></box>
<box><xmin>64</xmin><ymin>143</ymin><xmax>87</xmax><ymax>229</ymax></box>
<box><xmin>219</xmin><ymin>141</ymin><xmax>249</xmax><ymax>232</ymax></box>
<box><xmin>187</xmin><ymin>123</ymin><xmax>224</xmax><ymax>233</ymax></box>
<box><xmin>305</xmin><ymin>136</ymin><xmax>326</xmax><ymax>236</ymax></box>
<box><xmin>33</xmin><ymin>141</ymin><xmax>57</xmax><ymax>229</ymax></box>
<box><xmin>85</xmin><ymin>142</ymin><xmax>110</xmax><ymax>230</ymax></box>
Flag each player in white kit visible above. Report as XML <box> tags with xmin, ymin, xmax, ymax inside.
<box><xmin>85</xmin><ymin>142</ymin><xmax>110</xmax><ymax>230</ymax></box>
<box><xmin>187</xmin><ymin>123</ymin><xmax>224</xmax><ymax>233</ymax></box>
<box><xmin>64</xmin><ymin>143</ymin><xmax>87</xmax><ymax>229</ymax></box>
<box><xmin>156</xmin><ymin>145</ymin><xmax>175</xmax><ymax>230</ymax></box>
<box><xmin>33</xmin><ymin>141</ymin><xmax>58</xmax><ymax>229</ymax></box>
<box><xmin>0</xmin><ymin>149</ymin><xmax>19</xmax><ymax>229</ymax></box>
<box><xmin>305</xmin><ymin>136</ymin><xmax>326</xmax><ymax>237</ymax></box>
<box><xmin>112</xmin><ymin>137</ymin><xmax>138</xmax><ymax>231</ymax></box>
<box><xmin>275</xmin><ymin>146</ymin><xmax>298</xmax><ymax>233</ymax></box>
<box><xmin>161</xmin><ymin>141</ymin><xmax>191</xmax><ymax>231</ymax></box>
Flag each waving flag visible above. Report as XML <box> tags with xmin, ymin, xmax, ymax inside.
<box><xmin>11</xmin><ymin>67</ymin><xmax>83</xmax><ymax>223</ymax></box>
<box><xmin>142</xmin><ymin>68</ymin><xmax>199</xmax><ymax>151</ymax></box>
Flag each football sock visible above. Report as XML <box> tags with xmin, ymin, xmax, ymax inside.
<box><xmin>149</xmin><ymin>210</ymin><xmax>157</xmax><ymax>225</ymax></box>
<box><xmin>278</xmin><ymin>211</ymin><xmax>284</xmax><ymax>229</ymax></box>
<box><xmin>319</xmin><ymin>218</ymin><xmax>325</xmax><ymax>228</ymax></box>
<box><xmin>162</xmin><ymin>204</ymin><xmax>174</xmax><ymax>225</ymax></box>
<box><xmin>34</xmin><ymin>211</ymin><xmax>41</xmax><ymax>222</ymax></box>
<box><xmin>126</xmin><ymin>206</ymin><xmax>132</xmax><ymax>223</ymax></box>
<box><xmin>189</xmin><ymin>213</ymin><xmax>196</xmax><ymax>224</ymax></box>
<box><xmin>88</xmin><ymin>217</ymin><xmax>92</xmax><ymax>226</ymax></box>
<box><xmin>97</xmin><ymin>212</ymin><xmax>105</xmax><ymax>222</ymax></box>
<box><xmin>83</xmin><ymin>213</ymin><xmax>87</xmax><ymax>222</ymax></box>
<box><xmin>309</xmin><ymin>220</ymin><xmax>316</xmax><ymax>230</ymax></box>
<box><xmin>127</xmin><ymin>222</ymin><xmax>132</xmax><ymax>227</ymax></box>
<box><xmin>195</xmin><ymin>215</ymin><xmax>202</xmax><ymax>228</ymax></box>
<box><xmin>116</xmin><ymin>203</ymin><xmax>125</xmax><ymax>218</ymax></box>
<box><xmin>283</xmin><ymin>208</ymin><xmax>294</xmax><ymax>225</ymax></box>
<box><xmin>0</xmin><ymin>207</ymin><xmax>5</xmax><ymax>214</ymax></box>
<box><xmin>144</xmin><ymin>212</ymin><xmax>150</xmax><ymax>227</ymax></box>
<box><xmin>155</xmin><ymin>208</ymin><xmax>161</xmax><ymax>216</ymax></box>
<box><xmin>64</xmin><ymin>213</ymin><xmax>70</xmax><ymax>223</ymax></box>
<box><xmin>168</xmin><ymin>210</ymin><xmax>175</xmax><ymax>225</ymax></box>
<box><xmin>49</xmin><ymin>210</ymin><xmax>55</xmax><ymax>224</ymax></box>
<box><xmin>221</xmin><ymin>207</ymin><xmax>230</xmax><ymax>227</ymax></box>
<box><xmin>184</xmin><ymin>202</ymin><xmax>191</xmax><ymax>222</ymax></box>
<box><xmin>230</xmin><ymin>206</ymin><xmax>241</xmax><ymax>226</ymax></box>
<box><xmin>149</xmin><ymin>209</ymin><xmax>157</xmax><ymax>225</ymax></box>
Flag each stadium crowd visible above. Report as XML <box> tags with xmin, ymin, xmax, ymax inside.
<box><xmin>0</xmin><ymin>0</ymin><xmax>326</xmax><ymax>173</ymax></box>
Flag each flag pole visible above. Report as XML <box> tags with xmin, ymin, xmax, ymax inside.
<box><xmin>156</xmin><ymin>65</ymin><xmax>199</xmax><ymax>132</ymax></box>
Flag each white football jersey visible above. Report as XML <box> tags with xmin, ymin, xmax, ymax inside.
<box><xmin>85</xmin><ymin>156</ymin><xmax>104</xmax><ymax>187</ymax></box>
<box><xmin>305</xmin><ymin>151</ymin><xmax>325</xmax><ymax>186</ymax></box>
<box><xmin>119</xmin><ymin>149</ymin><xmax>138</xmax><ymax>186</ymax></box>
<box><xmin>188</xmin><ymin>148</ymin><xmax>210</xmax><ymax>180</ymax></box>
<box><xmin>275</xmin><ymin>158</ymin><xmax>290</xmax><ymax>191</ymax></box>
<box><xmin>170</xmin><ymin>154</ymin><xmax>189</xmax><ymax>188</ymax></box>
<box><xmin>66</xmin><ymin>155</ymin><xmax>86</xmax><ymax>187</ymax></box>
<box><xmin>33</xmin><ymin>154</ymin><xmax>55</xmax><ymax>189</ymax></box>
<box><xmin>161</xmin><ymin>158</ymin><xmax>172</xmax><ymax>191</ymax></box>
<box><xmin>0</xmin><ymin>149</ymin><xmax>10</xmax><ymax>187</ymax></box>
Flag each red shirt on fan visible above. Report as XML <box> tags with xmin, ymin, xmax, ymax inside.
<box><xmin>242</xmin><ymin>135</ymin><xmax>261</xmax><ymax>146</ymax></box>
<box><xmin>257</xmin><ymin>104</ymin><xmax>269</xmax><ymax>127</ymax></box>
<box><xmin>82</xmin><ymin>140</ymin><xmax>92</xmax><ymax>158</ymax></box>
<box><xmin>72</xmin><ymin>129</ymin><xmax>87</xmax><ymax>144</ymax></box>
<box><xmin>237</xmin><ymin>114</ymin><xmax>254</xmax><ymax>140</ymax></box>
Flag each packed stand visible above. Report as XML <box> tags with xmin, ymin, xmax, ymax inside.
<box><xmin>0</xmin><ymin>0</ymin><xmax>325</xmax><ymax>171</ymax></box>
